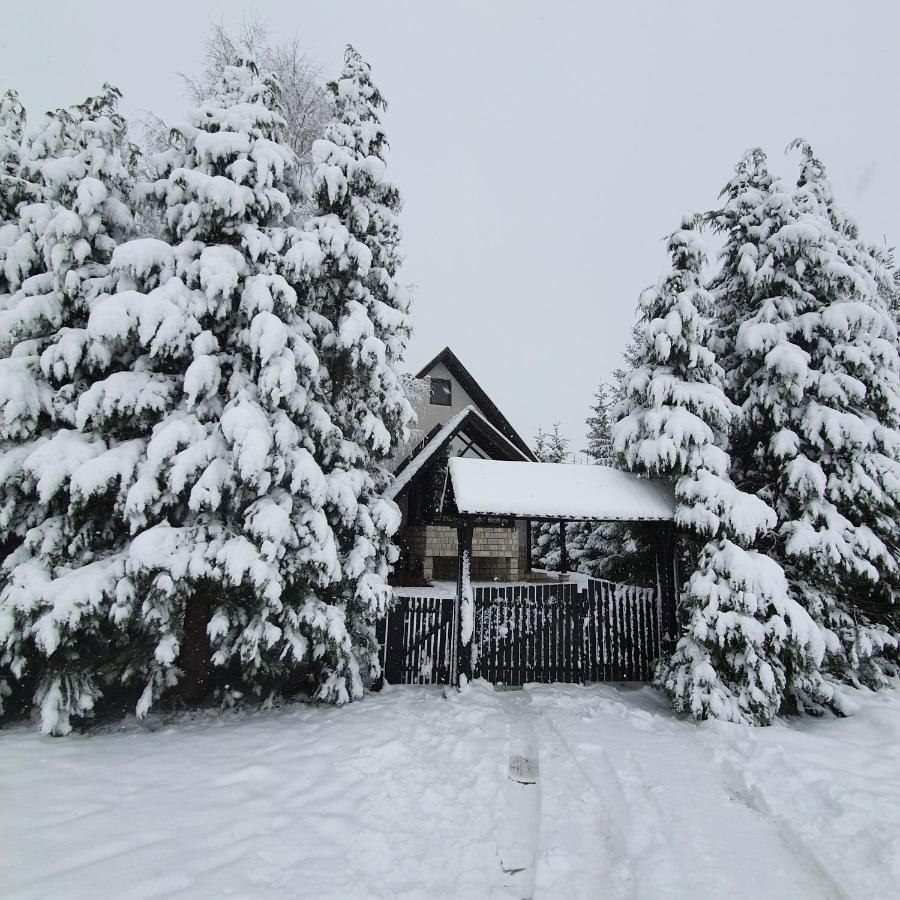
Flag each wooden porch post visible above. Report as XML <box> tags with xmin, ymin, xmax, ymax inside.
<box><xmin>655</xmin><ymin>522</ymin><xmax>678</xmax><ymax>649</ymax></box>
<box><xmin>558</xmin><ymin>520</ymin><xmax>568</xmax><ymax>575</ymax></box>
<box><xmin>454</xmin><ymin>521</ymin><xmax>474</xmax><ymax>686</ymax></box>
<box><xmin>526</xmin><ymin>520</ymin><xmax>533</xmax><ymax>575</ymax></box>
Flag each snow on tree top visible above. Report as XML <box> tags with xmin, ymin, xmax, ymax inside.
<box><xmin>448</xmin><ymin>458</ymin><xmax>675</xmax><ymax>522</ymax></box>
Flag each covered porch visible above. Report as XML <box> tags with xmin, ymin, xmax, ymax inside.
<box><xmin>382</xmin><ymin>459</ymin><xmax>678</xmax><ymax>687</ymax></box>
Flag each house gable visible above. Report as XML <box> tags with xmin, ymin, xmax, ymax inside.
<box><xmin>413</xmin><ymin>360</ymin><xmax>477</xmax><ymax>439</ymax></box>
<box><xmin>414</xmin><ymin>347</ymin><xmax>535</xmax><ymax>461</ymax></box>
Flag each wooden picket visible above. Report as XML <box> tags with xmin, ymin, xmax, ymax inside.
<box><xmin>382</xmin><ymin>578</ymin><xmax>660</xmax><ymax>687</ymax></box>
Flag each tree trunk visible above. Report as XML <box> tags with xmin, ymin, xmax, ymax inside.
<box><xmin>179</xmin><ymin>586</ymin><xmax>212</xmax><ymax>704</ymax></box>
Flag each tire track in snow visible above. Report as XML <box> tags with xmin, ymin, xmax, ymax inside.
<box><xmin>536</xmin><ymin>709</ymin><xmax>678</xmax><ymax>899</ymax></box>
<box><xmin>493</xmin><ymin>690</ymin><xmax>540</xmax><ymax>899</ymax></box>
<box><xmin>533</xmin><ymin>695</ymin><xmax>837</xmax><ymax>899</ymax></box>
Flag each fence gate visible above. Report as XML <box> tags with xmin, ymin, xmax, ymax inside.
<box><xmin>473</xmin><ymin>583</ymin><xmax>582</xmax><ymax>684</ymax></box>
<box><xmin>582</xmin><ymin>578</ymin><xmax>660</xmax><ymax>682</ymax></box>
<box><xmin>382</xmin><ymin>578</ymin><xmax>660</xmax><ymax>687</ymax></box>
<box><xmin>379</xmin><ymin>594</ymin><xmax>455</xmax><ymax>685</ymax></box>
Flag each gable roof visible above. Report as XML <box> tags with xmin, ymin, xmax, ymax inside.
<box><xmin>415</xmin><ymin>347</ymin><xmax>536</xmax><ymax>461</ymax></box>
<box><xmin>387</xmin><ymin>405</ymin><xmax>531</xmax><ymax>500</ymax></box>
<box><xmin>448</xmin><ymin>458</ymin><xmax>675</xmax><ymax>522</ymax></box>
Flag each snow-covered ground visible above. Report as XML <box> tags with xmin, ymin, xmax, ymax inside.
<box><xmin>2</xmin><ymin>681</ymin><xmax>898</xmax><ymax>899</ymax></box>
<box><xmin>530</xmin><ymin>683</ymin><xmax>900</xmax><ymax>899</ymax></box>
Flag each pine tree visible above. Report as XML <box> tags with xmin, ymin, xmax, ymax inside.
<box><xmin>0</xmin><ymin>85</ymin><xmax>137</xmax><ymax>732</ymax></box>
<box><xmin>281</xmin><ymin>46</ymin><xmax>413</xmax><ymax>701</ymax></box>
<box><xmin>531</xmin><ymin>424</ymin><xmax>570</xmax><ymax>571</ymax></box>
<box><xmin>724</xmin><ymin>142</ymin><xmax>900</xmax><ymax>701</ymax></box>
<box><xmin>615</xmin><ymin>222</ymin><xmax>826</xmax><ymax>724</ymax></box>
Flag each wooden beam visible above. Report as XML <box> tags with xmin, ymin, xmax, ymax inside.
<box><xmin>432</xmin><ymin>513</ymin><xmax>674</xmax><ymax>526</ymax></box>
<box><xmin>455</xmin><ymin>521</ymin><xmax>474</xmax><ymax>686</ymax></box>
<box><xmin>558</xmin><ymin>520</ymin><xmax>568</xmax><ymax>575</ymax></box>
<box><xmin>526</xmin><ymin>520</ymin><xmax>533</xmax><ymax>574</ymax></box>
<box><xmin>654</xmin><ymin>522</ymin><xmax>678</xmax><ymax>648</ymax></box>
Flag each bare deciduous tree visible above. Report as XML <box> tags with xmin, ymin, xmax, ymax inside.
<box><xmin>182</xmin><ymin>16</ymin><xmax>328</xmax><ymax>173</ymax></box>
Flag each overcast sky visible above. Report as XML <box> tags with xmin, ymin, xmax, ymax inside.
<box><xmin>3</xmin><ymin>1</ymin><xmax>899</xmax><ymax>455</ymax></box>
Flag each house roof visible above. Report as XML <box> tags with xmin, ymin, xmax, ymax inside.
<box><xmin>387</xmin><ymin>405</ymin><xmax>531</xmax><ymax>500</ymax></box>
<box><xmin>415</xmin><ymin>347</ymin><xmax>536</xmax><ymax>461</ymax></box>
<box><xmin>448</xmin><ymin>458</ymin><xmax>676</xmax><ymax>522</ymax></box>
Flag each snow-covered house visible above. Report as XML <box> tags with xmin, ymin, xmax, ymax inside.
<box><xmin>387</xmin><ymin>347</ymin><xmax>537</xmax><ymax>584</ymax></box>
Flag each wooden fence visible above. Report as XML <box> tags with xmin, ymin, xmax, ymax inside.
<box><xmin>379</xmin><ymin>594</ymin><xmax>455</xmax><ymax>685</ymax></box>
<box><xmin>582</xmin><ymin>578</ymin><xmax>660</xmax><ymax>682</ymax></box>
<box><xmin>473</xmin><ymin>582</ymin><xmax>581</xmax><ymax>684</ymax></box>
<box><xmin>382</xmin><ymin>578</ymin><xmax>660</xmax><ymax>686</ymax></box>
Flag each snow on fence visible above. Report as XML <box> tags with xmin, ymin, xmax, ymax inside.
<box><xmin>383</xmin><ymin>578</ymin><xmax>660</xmax><ymax>686</ymax></box>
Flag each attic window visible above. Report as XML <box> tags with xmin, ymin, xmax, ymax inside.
<box><xmin>430</xmin><ymin>377</ymin><xmax>452</xmax><ymax>406</ymax></box>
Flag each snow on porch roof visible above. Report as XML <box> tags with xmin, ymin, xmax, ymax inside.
<box><xmin>448</xmin><ymin>458</ymin><xmax>675</xmax><ymax>522</ymax></box>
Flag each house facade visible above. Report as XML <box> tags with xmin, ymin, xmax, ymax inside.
<box><xmin>387</xmin><ymin>348</ymin><xmax>537</xmax><ymax>584</ymax></box>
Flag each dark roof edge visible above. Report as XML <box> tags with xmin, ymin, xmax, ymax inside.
<box><xmin>387</xmin><ymin>405</ymin><xmax>531</xmax><ymax>500</ymax></box>
<box><xmin>414</xmin><ymin>347</ymin><xmax>537</xmax><ymax>461</ymax></box>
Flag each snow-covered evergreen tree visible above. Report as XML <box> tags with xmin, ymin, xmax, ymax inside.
<box><xmin>1</xmin><ymin>49</ymin><xmax>414</xmax><ymax>734</ymax></box>
<box><xmin>280</xmin><ymin>45</ymin><xmax>413</xmax><ymax>701</ymax></box>
<box><xmin>531</xmin><ymin>424</ymin><xmax>571</xmax><ymax>571</ymax></box>
<box><xmin>561</xmin><ymin>384</ymin><xmax>619</xmax><ymax>577</ymax></box>
<box><xmin>722</xmin><ymin>142</ymin><xmax>900</xmax><ymax>699</ymax></box>
<box><xmin>615</xmin><ymin>222</ymin><xmax>826</xmax><ymax>725</ymax></box>
<box><xmin>583</xmin><ymin>383</ymin><xmax>614</xmax><ymax>465</ymax></box>
<box><xmin>183</xmin><ymin>16</ymin><xmax>328</xmax><ymax>181</ymax></box>
<box><xmin>0</xmin><ymin>90</ymin><xmax>28</xmax><ymax>715</ymax></box>
<box><xmin>0</xmin><ymin>85</ymin><xmax>137</xmax><ymax>731</ymax></box>
<box><xmin>0</xmin><ymin>91</ymin><xmax>27</xmax><ymax>232</ymax></box>
<box><xmin>707</xmin><ymin>147</ymin><xmax>776</xmax><ymax>395</ymax></box>
<box><xmin>611</xmin><ymin>319</ymin><xmax>645</xmax><ymax>406</ymax></box>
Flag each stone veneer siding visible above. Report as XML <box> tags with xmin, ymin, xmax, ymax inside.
<box><xmin>402</xmin><ymin>524</ymin><xmax>520</xmax><ymax>581</ymax></box>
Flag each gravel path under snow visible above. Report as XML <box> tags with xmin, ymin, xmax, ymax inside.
<box><xmin>2</xmin><ymin>681</ymin><xmax>898</xmax><ymax>898</ymax></box>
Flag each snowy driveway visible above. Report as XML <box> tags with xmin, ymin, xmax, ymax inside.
<box><xmin>2</xmin><ymin>682</ymin><xmax>898</xmax><ymax>899</ymax></box>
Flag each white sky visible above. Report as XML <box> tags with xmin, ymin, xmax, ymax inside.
<box><xmin>3</xmin><ymin>1</ymin><xmax>899</xmax><ymax>456</ymax></box>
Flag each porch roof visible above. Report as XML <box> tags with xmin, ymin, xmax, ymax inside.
<box><xmin>448</xmin><ymin>458</ymin><xmax>675</xmax><ymax>522</ymax></box>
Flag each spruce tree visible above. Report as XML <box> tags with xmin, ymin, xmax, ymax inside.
<box><xmin>565</xmin><ymin>385</ymin><xmax>619</xmax><ymax>577</ymax></box>
<box><xmin>611</xmin><ymin>320</ymin><xmax>645</xmax><ymax>407</ymax></box>
<box><xmin>724</xmin><ymin>143</ymin><xmax>900</xmax><ymax>700</ymax></box>
<box><xmin>583</xmin><ymin>383</ymin><xmax>614</xmax><ymax>465</ymax></box>
<box><xmin>707</xmin><ymin>148</ymin><xmax>777</xmax><ymax>397</ymax></box>
<box><xmin>1</xmin><ymin>63</ymin><xmax>331</xmax><ymax>732</ymax></box>
<box><xmin>0</xmin><ymin>86</ymin><xmax>137</xmax><ymax>732</ymax></box>
<box><xmin>0</xmin><ymin>90</ymin><xmax>27</xmax><ymax>714</ymax></box>
<box><xmin>281</xmin><ymin>45</ymin><xmax>413</xmax><ymax>701</ymax></box>
<box><xmin>0</xmin><ymin>91</ymin><xmax>27</xmax><ymax>232</ymax></box>
<box><xmin>615</xmin><ymin>222</ymin><xmax>826</xmax><ymax>724</ymax></box>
